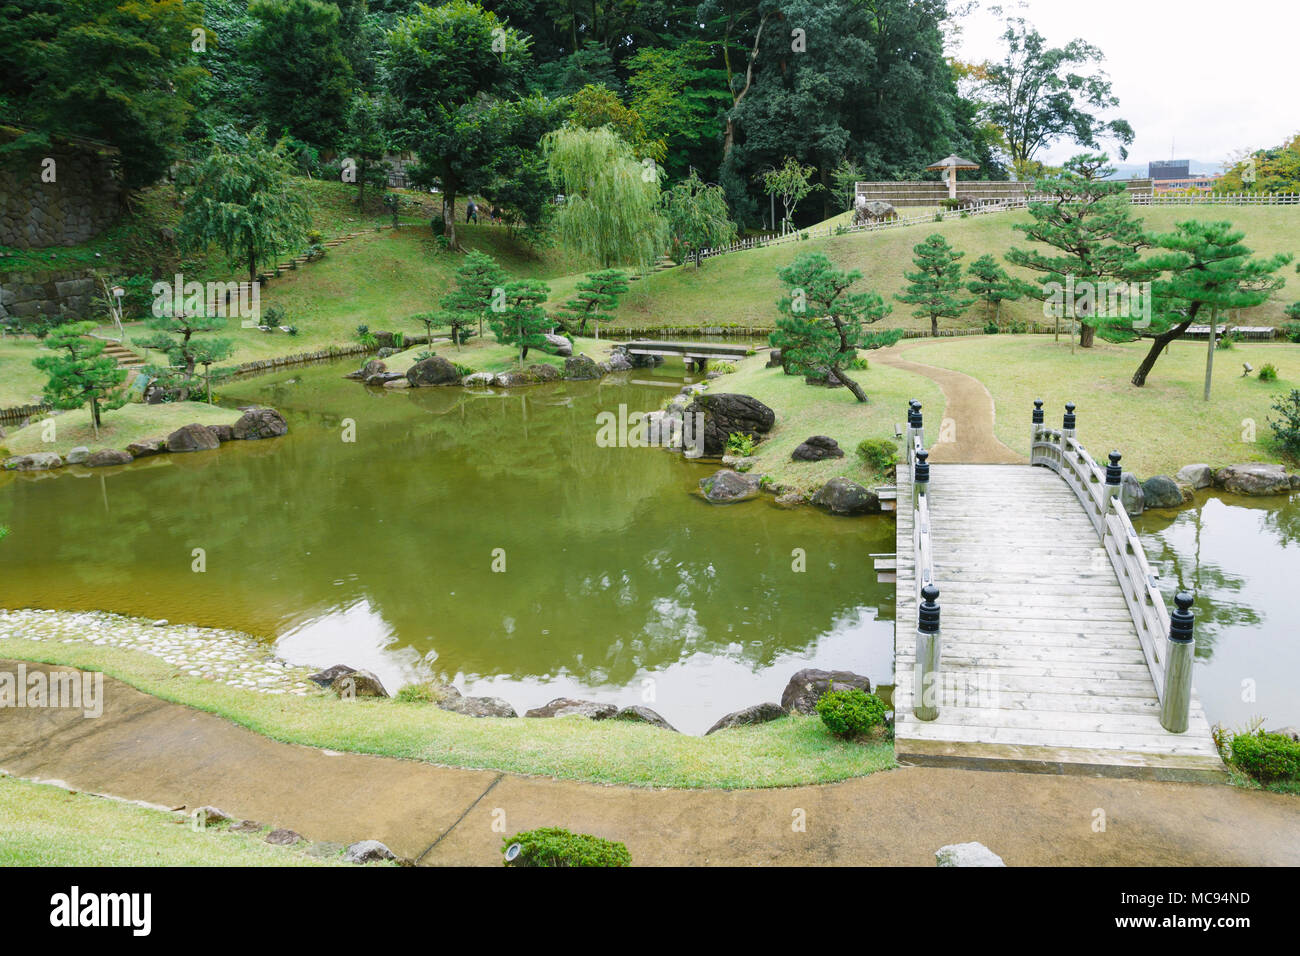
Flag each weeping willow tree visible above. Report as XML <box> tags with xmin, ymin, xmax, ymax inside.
<box><xmin>543</xmin><ymin>125</ymin><xmax>667</xmax><ymax>271</ymax></box>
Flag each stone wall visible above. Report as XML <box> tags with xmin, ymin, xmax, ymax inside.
<box><xmin>0</xmin><ymin>138</ymin><xmax>123</xmax><ymax>249</ymax></box>
<box><xmin>0</xmin><ymin>268</ymin><xmax>98</xmax><ymax>323</ymax></box>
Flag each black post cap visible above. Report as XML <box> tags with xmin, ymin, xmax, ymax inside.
<box><xmin>1032</xmin><ymin>399</ymin><xmax>1044</xmax><ymax>424</ymax></box>
<box><xmin>918</xmin><ymin>584</ymin><xmax>941</xmax><ymax>633</ymax></box>
<box><xmin>1106</xmin><ymin>450</ymin><xmax>1122</xmax><ymax>485</ymax></box>
<box><xmin>1169</xmin><ymin>592</ymin><xmax>1195</xmax><ymax>643</ymax></box>
<box><xmin>1063</xmin><ymin>401</ymin><xmax>1077</xmax><ymax>430</ymax></box>
<box><xmin>908</xmin><ymin>399</ymin><xmax>920</xmax><ymax>427</ymax></box>
<box><xmin>915</xmin><ymin>448</ymin><xmax>930</xmax><ymax>483</ymax></box>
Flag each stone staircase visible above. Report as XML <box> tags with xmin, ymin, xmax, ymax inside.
<box><xmin>93</xmin><ymin>336</ymin><xmax>145</xmax><ymax>369</ymax></box>
<box><xmin>256</xmin><ymin>231</ymin><xmax>369</xmax><ymax>284</ymax></box>
<box><xmin>628</xmin><ymin>256</ymin><xmax>678</xmax><ymax>281</ymax></box>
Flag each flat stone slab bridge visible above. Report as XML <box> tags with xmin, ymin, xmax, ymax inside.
<box><xmin>889</xmin><ymin>400</ymin><xmax>1226</xmax><ymax>782</ymax></box>
<box><xmin>619</xmin><ymin>340</ymin><xmax>751</xmax><ymax>372</ymax></box>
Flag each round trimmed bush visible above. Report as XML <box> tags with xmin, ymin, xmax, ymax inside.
<box><xmin>502</xmin><ymin>827</ymin><xmax>631</xmax><ymax>867</ymax></box>
<box><xmin>815</xmin><ymin>688</ymin><xmax>888</xmax><ymax>738</ymax></box>
<box><xmin>1230</xmin><ymin>731</ymin><xmax>1300</xmax><ymax>782</ymax></box>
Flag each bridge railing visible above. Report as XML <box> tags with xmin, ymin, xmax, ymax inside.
<box><xmin>1029</xmin><ymin>400</ymin><xmax>1197</xmax><ymax>732</ymax></box>
<box><xmin>904</xmin><ymin>400</ymin><xmax>942</xmax><ymax>721</ymax></box>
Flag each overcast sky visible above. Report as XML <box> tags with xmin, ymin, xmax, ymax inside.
<box><xmin>950</xmin><ymin>0</ymin><xmax>1299</xmax><ymax>169</ymax></box>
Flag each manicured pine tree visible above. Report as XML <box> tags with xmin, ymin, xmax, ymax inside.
<box><xmin>490</xmin><ymin>280</ymin><xmax>552</xmax><ymax>365</ymax></box>
<box><xmin>555</xmin><ymin>270</ymin><xmax>629</xmax><ymax>337</ymax></box>
<box><xmin>771</xmin><ymin>251</ymin><xmax>897</xmax><ymax>403</ymax></box>
<box><xmin>1129</xmin><ymin>221</ymin><xmax>1290</xmax><ymax>393</ymax></box>
<box><xmin>965</xmin><ymin>254</ymin><xmax>1025</xmax><ymax>327</ymax></box>
<box><xmin>133</xmin><ymin>309</ymin><xmax>234</xmax><ymax>399</ymax></box>
<box><xmin>437</xmin><ymin>250</ymin><xmax>506</xmax><ymax>345</ymax></box>
<box><xmin>1004</xmin><ymin>153</ymin><xmax>1150</xmax><ymax>349</ymax></box>
<box><xmin>896</xmin><ymin>234</ymin><xmax>976</xmax><ymax>337</ymax></box>
<box><xmin>33</xmin><ymin>322</ymin><xmax>127</xmax><ymax>437</ymax></box>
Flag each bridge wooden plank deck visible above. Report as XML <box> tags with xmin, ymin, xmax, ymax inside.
<box><xmin>895</xmin><ymin>463</ymin><xmax>1226</xmax><ymax>782</ymax></box>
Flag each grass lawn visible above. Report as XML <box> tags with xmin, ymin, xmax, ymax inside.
<box><xmin>0</xmin><ymin>337</ymin><xmax>48</xmax><ymax>407</ymax></box>
<box><xmin>376</xmin><ymin>334</ymin><xmax>614</xmax><ymax>376</ymax></box>
<box><xmin>1</xmin><ymin>401</ymin><xmax>240</xmax><ymax>459</ymax></box>
<box><xmin>0</xmin><ymin>637</ymin><xmax>896</xmax><ymax>790</ymax></box>
<box><xmin>904</xmin><ymin>335</ymin><xmax>1300</xmax><ymax>477</ymax></box>
<box><xmin>0</xmin><ymin>773</ymin><xmax>341</xmax><ymax>866</ymax></box>
<box><xmin>714</xmin><ymin>352</ymin><xmax>945</xmax><ymax>494</ymax></box>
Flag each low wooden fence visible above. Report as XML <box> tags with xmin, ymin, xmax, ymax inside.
<box><xmin>0</xmin><ymin>401</ymin><xmax>51</xmax><ymax>426</ymax></box>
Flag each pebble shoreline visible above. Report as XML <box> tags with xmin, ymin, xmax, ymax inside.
<box><xmin>0</xmin><ymin>607</ymin><xmax>319</xmax><ymax>696</ymax></box>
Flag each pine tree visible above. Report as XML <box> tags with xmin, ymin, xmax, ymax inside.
<box><xmin>1005</xmin><ymin>153</ymin><xmax>1150</xmax><ymax>349</ymax></box>
<box><xmin>771</xmin><ymin>251</ymin><xmax>897</xmax><ymax>403</ymax></box>
<box><xmin>965</xmin><ymin>254</ymin><xmax>1025</xmax><ymax>326</ymax></box>
<box><xmin>555</xmin><ymin>270</ymin><xmax>629</xmax><ymax>337</ymax></box>
<box><xmin>436</xmin><ymin>251</ymin><xmax>506</xmax><ymax>346</ymax></box>
<box><xmin>490</xmin><ymin>280</ymin><xmax>552</xmax><ymax>365</ymax></box>
<box><xmin>133</xmin><ymin>308</ymin><xmax>234</xmax><ymax>399</ymax></box>
<box><xmin>33</xmin><ymin>322</ymin><xmax>127</xmax><ymax>436</ymax></box>
<box><xmin>896</xmin><ymin>234</ymin><xmax>976</xmax><ymax>337</ymax></box>
<box><xmin>1129</xmin><ymin>221</ymin><xmax>1290</xmax><ymax>393</ymax></box>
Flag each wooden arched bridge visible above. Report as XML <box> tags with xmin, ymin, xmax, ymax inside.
<box><xmin>891</xmin><ymin>400</ymin><xmax>1226</xmax><ymax>781</ymax></box>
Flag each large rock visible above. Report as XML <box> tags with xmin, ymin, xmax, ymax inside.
<box><xmin>166</xmin><ymin>423</ymin><xmax>220</xmax><ymax>453</ymax></box>
<box><xmin>366</xmin><ymin>371</ymin><xmax>406</xmax><ymax>386</ymax></box>
<box><xmin>936</xmin><ymin>842</ymin><xmax>1006</xmax><ymax>867</ymax></box>
<box><xmin>329</xmin><ymin>669</ymin><xmax>389</xmax><ymax>698</ymax></box>
<box><xmin>211</xmin><ymin>424</ymin><xmax>235</xmax><ymax>442</ymax></box>
<box><xmin>685</xmin><ymin>393</ymin><xmax>776</xmax><ymax>457</ymax></box>
<box><xmin>765</xmin><ymin>349</ymin><xmax>783</xmax><ymax>368</ymax></box>
<box><xmin>612</xmin><ymin>706</ymin><xmax>677</xmax><ymax>732</ymax></box>
<box><xmin>265</xmin><ymin>828</ymin><xmax>303</xmax><ymax>846</ymax></box>
<box><xmin>439</xmin><ymin>695</ymin><xmax>517</xmax><ymax>718</ymax></box>
<box><xmin>308</xmin><ymin>664</ymin><xmax>355</xmax><ymax>688</ymax></box>
<box><xmin>1141</xmin><ymin>475</ymin><xmax>1184</xmax><ymax>509</ymax></box>
<box><xmin>541</xmin><ymin>333</ymin><xmax>573</xmax><ymax>357</ymax></box>
<box><xmin>811</xmin><ymin>477</ymin><xmax>880</xmax><ymax>516</ymax></box>
<box><xmin>564</xmin><ymin>355</ymin><xmax>601</xmax><ymax>380</ymax></box>
<box><xmin>1119</xmin><ymin>472</ymin><xmax>1144</xmax><ymax>515</ymax></box>
<box><xmin>699</xmin><ymin>469</ymin><xmax>760</xmax><ymax>503</ymax></box>
<box><xmin>1175</xmin><ymin>463</ymin><xmax>1214</xmax><ymax>490</ymax></box>
<box><xmin>524</xmin><ymin>697</ymin><xmax>618</xmax><ymax>720</ymax></box>
<box><xmin>705</xmin><ymin>702</ymin><xmax>787</xmax><ymax>735</ymax></box>
<box><xmin>407</xmin><ymin>356</ymin><xmax>461</xmax><ymax>387</ymax></box>
<box><xmin>3</xmin><ymin>452</ymin><xmax>63</xmax><ymax>471</ymax></box>
<box><xmin>358</xmin><ymin>359</ymin><xmax>386</xmax><ymax>380</ymax></box>
<box><xmin>66</xmin><ymin>446</ymin><xmax>91</xmax><ymax>465</ymax></box>
<box><xmin>463</xmin><ymin>372</ymin><xmax>495</xmax><ymax>387</ymax></box>
<box><xmin>792</xmin><ymin>435</ymin><xmax>844</xmax><ymax>461</ymax></box>
<box><xmin>526</xmin><ymin>363</ymin><xmax>561</xmax><ymax>383</ymax></box>
<box><xmin>1214</xmin><ymin>463</ymin><xmax>1295</xmax><ymax>496</ymax></box>
<box><xmin>344</xmin><ymin>840</ymin><xmax>396</xmax><ymax>864</ymax></box>
<box><xmin>86</xmin><ymin>448</ymin><xmax>133</xmax><ymax>467</ymax></box>
<box><xmin>854</xmin><ymin>199</ymin><xmax>897</xmax><ymax>224</ymax></box>
<box><xmin>231</xmin><ymin>408</ymin><xmax>288</xmax><ymax>441</ymax></box>
<box><xmin>607</xmin><ymin>351</ymin><xmax>633</xmax><ymax>372</ymax></box>
<box><xmin>492</xmin><ymin>370</ymin><xmax>534</xmax><ymax>387</ymax></box>
<box><xmin>780</xmin><ymin>669</ymin><xmax>873</xmax><ymax>715</ymax></box>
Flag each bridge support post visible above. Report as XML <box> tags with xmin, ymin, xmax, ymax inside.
<box><xmin>908</xmin><ymin>400</ymin><xmax>924</xmax><ymax>458</ymax></box>
<box><xmin>912</xmin><ymin>449</ymin><xmax>930</xmax><ymax>508</ymax></box>
<box><xmin>1030</xmin><ymin>399</ymin><xmax>1044</xmax><ymax>460</ymax></box>
<box><xmin>1106</xmin><ymin>451</ymin><xmax>1123</xmax><ymax>501</ymax></box>
<box><xmin>914</xmin><ymin>584</ymin><xmax>942</xmax><ymax>721</ymax></box>
<box><xmin>1062</xmin><ymin>402</ymin><xmax>1077</xmax><ymax>445</ymax></box>
<box><xmin>1160</xmin><ymin>592</ymin><xmax>1196</xmax><ymax>733</ymax></box>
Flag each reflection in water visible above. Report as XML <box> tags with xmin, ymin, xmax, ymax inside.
<box><xmin>0</xmin><ymin>359</ymin><xmax>896</xmax><ymax>733</ymax></box>
<box><xmin>1137</xmin><ymin>494</ymin><xmax>1300</xmax><ymax>730</ymax></box>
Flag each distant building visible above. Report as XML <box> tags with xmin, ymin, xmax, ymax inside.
<box><xmin>1149</xmin><ymin>160</ymin><xmax>1190</xmax><ymax>181</ymax></box>
<box><xmin>1148</xmin><ymin>159</ymin><xmax>1221</xmax><ymax>193</ymax></box>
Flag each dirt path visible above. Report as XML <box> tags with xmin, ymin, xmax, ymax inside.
<box><xmin>3</xmin><ymin>662</ymin><xmax>1296</xmax><ymax>866</ymax></box>
<box><xmin>876</xmin><ymin>340</ymin><xmax>1022</xmax><ymax>464</ymax></box>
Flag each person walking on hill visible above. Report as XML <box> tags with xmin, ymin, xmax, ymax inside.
<box><xmin>466</xmin><ymin>199</ymin><xmax>478</xmax><ymax>224</ymax></box>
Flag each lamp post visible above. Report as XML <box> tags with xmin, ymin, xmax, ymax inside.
<box><xmin>111</xmin><ymin>285</ymin><xmax>126</xmax><ymax>342</ymax></box>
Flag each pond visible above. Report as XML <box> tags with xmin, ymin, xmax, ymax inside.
<box><xmin>1137</xmin><ymin>494</ymin><xmax>1300</xmax><ymax>732</ymax></box>
<box><xmin>0</xmin><ymin>358</ymin><xmax>896</xmax><ymax>734</ymax></box>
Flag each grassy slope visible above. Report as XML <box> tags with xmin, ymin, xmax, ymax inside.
<box><xmin>0</xmin><ymin>338</ymin><xmax>49</xmax><ymax>407</ymax></box>
<box><xmin>0</xmin><ymin>774</ymin><xmax>340</xmax><ymax>866</ymax></box>
<box><xmin>1</xmin><ymin>401</ymin><xmax>240</xmax><ymax>458</ymax></box>
<box><xmin>0</xmin><ymin>637</ymin><xmax>895</xmax><ymax>789</ymax></box>
<box><xmin>905</xmin><ymin>335</ymin><xmax>1300</xmax><ymax>477</ymax></box>
<box><xmin>715</xmin><ymin>353</ymin><xmax>945</xmax><ymax>493</ymax></box>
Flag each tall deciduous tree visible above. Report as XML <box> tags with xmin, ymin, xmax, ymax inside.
<box><xmin>661</xmin><ymin>171</ymin><xmax>737</xmax><ymax>266</ymax></box>
<box><xmin>33</xmin><ymin>322</ymin><xmax>126</xmax><ymax>435</ymax></box>
<box><xmin>179</xmin><ymin>131</ymin><xmax>313</xmax><ymax>282</ymax></box>
<box><xmin>626</xmin><ymin>41</ymin><xmax>729</xmax><ymax>181</ymax></box>
<box><xmin>544</xmin><ymin>125</ymin><xmax>667</xmax><ymax>270</ymax></box>
<box><xmin>771</xmin><ymin>251</ymin><xmax>897</xmax><ymax>403</ymax></box>
<box><xmin>1005</xmin><ymin>154</ymin><xmax>1150</xmax><ymax>349</ymax></box>
<box><xmin>977</xmin><ymin>18</ymin><xmax>1133</xmax><ymax>179</ymax></box>
<box><xmin>1128</xmin><ymin>221</ymin><xmax>1290</xmax><ymax>392</ymax></box>
<box><xmin>555</xmin><ymin>270</ymin><xmax>629</xmax><ymax>337</ymax></box>
<box><xmin>897</xmin><ymin>234</ymin><xmax>976</xmax><ymax>337</ymax></box>
<box><xmin>966</xmin><ymin>254</ymin><xmax>1025</xmax><ymax>326</ymax></box>
<box><xmin>490</xmin><ymin>279</ymin><xmax>552</xmax><ymax>365</ymax></box>
<box><xmin>383</xmin><ymin>0</ymin><xmax>530</xmax><ymax>248</ymax></box>
<box><xmin>341</xmin><ymin>92</ymin><xmax>391</xmax><ymax>210</ymax></box>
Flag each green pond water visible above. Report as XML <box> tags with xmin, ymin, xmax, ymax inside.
<box><xmin>0</xmin><ymin>358</ymin><xmax>896</xmax><ymax>734</ymax></box>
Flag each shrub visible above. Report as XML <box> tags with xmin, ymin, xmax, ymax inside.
<box><xmin>1281</xmin><ymin>321</ymin><xmax>1300</xmax><ymax>343</ymax></box>
<box><xmin>726</xmin><ymin>432</ymin><xmax>756</xmax><ymax>456</ymax></box>
<box><xmin>1268</xmin><ymin>389</ymin><xmax>1300</xmax><ymax>455</ymax></box>
<box><xmin>816</xmin><ymin>689</ymin><xmax>887</xmax><ymax>738</ymax></box>
<box><xmin>845</xmin><ymin>353</ymin><xmax>870</xmax><ymax>370</ymax></box>
<box><xmin>984</xmin><ymin>321</ymin><xmax>1000</xmax><ymax>335</ymax></box>
<box><xmin>262</xmin><ymin>304</ymin><xmax>286</xmax><ymax>328</ymax></box>
<box><xmin>1230</xmin><ymin>731</ymin><xmax>1300</xmax><ymax>782</ymax></box>
<box><xmin>355</xmin><ymin>324</ymin><xmax>370</xmax><ymax>337</ymax></box>
<box><xmin>287</xmin><ymin>325</ymin><xmax>299</xmax><ymax>336</ymax></box>
<box><xmin>453</xmin><ymin>362</ymin><xmax>477</xmax><ymax>377</ymax></box>
<box><xmin>856</xmin><ymin>438</ymin><xmax>898</xmax><ymax>472</ymax></box>
<box><xmin>502</xmin><ymin>827</ymin><xmax>631</xmax><ymax>867</ymax></box>
<box><xmin>1259</xmin><ymin>362</ymin><xmax>1278</xmax><ymax>382</ymax></box>
<box><xmin>1007</xmin><ymin>319</ymin><xmax>1029</xmax><ymax>334</ymax></box>
<box><xmin>1216</xmin><ymin>331</ymin><xmax>1236</xmax><ymax>350</ymax></box>
<box><xmin>711</xmin><ymin>361</ymin><xmax>737</xmax><ymax>374</ymax></box>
